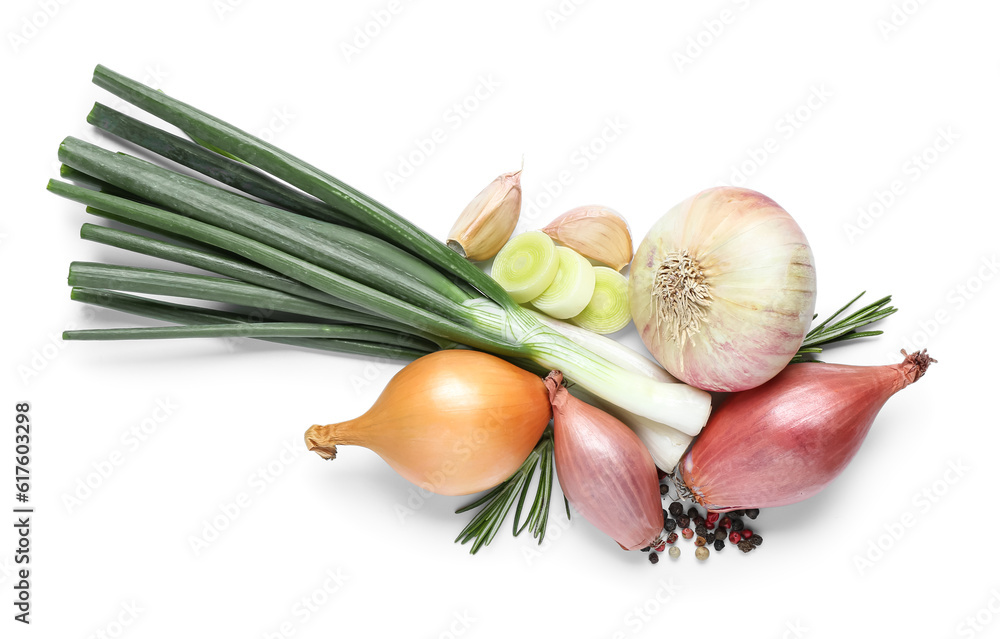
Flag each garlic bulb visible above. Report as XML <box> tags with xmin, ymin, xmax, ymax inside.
<box><xmin>447</xmin><ymin>168</ymin><xmax>522</xmax><ymax>261</ymax></box>
<box><xmin>629</xmin><ymin>187</ymin><xmax>816</xmax><ymax>392</ymax></box>
<box><xmin>542</xmin><ymin>205</ymin><xmax>633</xmax><ymax>271</ymax></box>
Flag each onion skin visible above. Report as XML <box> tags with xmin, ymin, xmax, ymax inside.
<box><xmin>629</xmin><ymin>187</ymin><xmax>816</xmax><ymax>392</ymax></box>
<box><xmin>679</xmin><ymin>350</ymin><xmax>935</xmax><ymax>512</ymax></box>
<box><xmin>546</xmin><ymin>372</ymin><xmax>663</xmax><ymax>550</ymax></box>
<box><xmin>304</xmin><ymin>350</ymin><xmax>551</xmax><ymax>496</ymax></box>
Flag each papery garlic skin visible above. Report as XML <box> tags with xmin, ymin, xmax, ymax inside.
<box><xmin>629</xmin><ymin>187</ymin><xmax>816</xmax><ymax>392</ymax></box>
<box><xmin>542</xmin><ymin>205</ymin><xmax>634</xmax><ymax>271</ymax></box>
<box><xmin>447</xmin><ymin>168</ymin><xmax>522</xmax><ymax>261</ymax></box>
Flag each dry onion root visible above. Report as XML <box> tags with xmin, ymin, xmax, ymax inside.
<box><xmin>629</xmin><ymin>187</ymin><xmax>817</xmax><ymax>392</ymax></box>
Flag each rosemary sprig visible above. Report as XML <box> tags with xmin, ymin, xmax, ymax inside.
<box><xmin>454</xmin><ymin>429</ymin><xmax>568</xmax><ymax>554</ymax></box>
<box><xmin>791</xmin><ymin>291</ymin><xmax>897</xmax><ymax>363</ymax></box>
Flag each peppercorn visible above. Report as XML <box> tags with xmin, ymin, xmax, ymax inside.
<box><xmin>687</xmin><ymin>506</ymin><xmax>700</xmax><ymax>518</ymax></box>
<box><xmin>714</xmin><ymin>529</ymin><xmax>727</xmax><ymax>541</ymax></box>
<box><xmin>706</xmin><ymin>512</ymin><xmax>720</xmax><ymax>524</ymax></box>
<box><xmin>750</xmin><ymin>534</ymin><xmax>763</xmax><ymax>546</ymax></box>
<box><xmin>742</xmin><ymin>529</ymin><xmax>753</xmax><ymax>540</ymax></box>
<box><xmin>668</xmin><ymin>502</ymin><xmax>683</xmax><ymax>517</ymax></box>
<box><xmin>731</xmin><ymin>518</ymin><xmax>745</xmax><ymax>532</ymax></box>
<box><xmin>641</xmin><ymin>546</ymin><xmax>650</xmax><ymax>552</ymax></box>
<box><xmin>732</xmin><ymin>510</ymin><xmax>745</xmax><ymax>517</ymax></box>
<box><xmin>713</xmin><ymin>538</ymin><xmax>725</xmax><ymax>551</ymax></box>
<box><xmin>668</xmin><ymin>546</ymin><xmax>680</xmax><ymax>559</ymax></box>
<box><xmin>694</xmin><ymin>536</ymin><xmax>706</xmax><ymax>547</ymax></box>
<box><xmin>737</xmin><ymin>540</ymin><xmax>754</xmax><ymax>553</ymax></box>
<box><xmin>695</xmin><ymin>524</ymin><xmax>707</xmax><ymax>537</ymax></box>
<box><xmin>745</xmin><ymin>508</ymin><xmax>759</xmax><ymax>520</ymax></box>
<box><xmin>678</xmin><ymin>516</ymin><xmax>691</xmax><ymax>528</ymax></box>
<box><xmin>681</xmin><ymin>528</ymin><xmax>694</xmax><ymax>540</ymax></box>
<box><xmin>695</xmin><ymin>546</ymin><xmax>710</xmax><ymax>561</ymax></box>
<box><xmin>664</xmin><ymin>518</ymin><xmax>677</xmax><ymax>533</ymax></box>
<box><xmin>649</xmin><ymin>552</ymin><xmax>659</xmax><ymax>564</ymax></box>
<box><xmin>660</xmin><ymin>484</ymin><xmax>669</xmax><ymax>496</ymax></box>
<box><xmin>728</xmin><ymin>531</ymin><xmax>742</xmax><ymax>544</ymax></box>
<box><xmin>720</xmin><ymin>516</ymin><xmax>732</xmax><ymax>529</ymax></box>
<box><xmin>666</xmin><ymin>532</ymin><xmax>678</xmax><ymax>544</ymax></box>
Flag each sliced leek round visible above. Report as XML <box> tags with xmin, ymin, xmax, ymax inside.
<box><xmin>490</xmin><ymin>231</ymin><xmax>559</xmax><ymax>303</ymax></box>
<box><xmin>570</xmin><ymin>266</ymin><xmax>631</xmax><ymax>334</ymax></box>
<box><xmin>530</xmin><ymin>247</ymin><xmax>596</xmax><ymax>319</ymax></box>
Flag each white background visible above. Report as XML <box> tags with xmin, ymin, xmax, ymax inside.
<box><xmin>2</xmin><ymin>1</ymin><xmax>998</xmax><ymax>637</ymax></box>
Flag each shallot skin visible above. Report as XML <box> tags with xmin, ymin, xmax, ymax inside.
<box><xmin>679</xmin><ymin>350</ymin><xmax>934</xmax><ymax>512</ymax></box>
<box><xmin>546</xmin><ymin>372</ymin><xmax>663</xmax><ymax>550</ymax></box>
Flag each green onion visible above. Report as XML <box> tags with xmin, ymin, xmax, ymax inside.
<box><xmin>490</xmin><ymin>231</ymin><xmax>559</xmax><ymax>303</ymax></box>
<box><xmin>50</xmin><ymin>65</ymin><xmax>717</xmax><ymax>433</ymax></box>
<box><xmin>570</xmin><ymin>267</ymin><xmax>631</xmax><ymax>335</ymax></box>
<box><xmin>530</xmin><ymin>247</ymin><xmax>596</xmax><ymax>320</ymax></box>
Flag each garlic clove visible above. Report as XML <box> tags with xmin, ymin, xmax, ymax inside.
<box><xmin>542</xmin><ymin>205</ymin><xmax>634</xmax><ymax>271</ymax></box>
<box><xmin>447</xmin><ymin>167</ymin><xmax>522</xmax><ymax>261</ymax></box>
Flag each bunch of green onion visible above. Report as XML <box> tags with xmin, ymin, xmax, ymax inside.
<box><xmin>50</xmin><ymin>65</ymin><xmax>712</xmax><ymax>438</ymax></box>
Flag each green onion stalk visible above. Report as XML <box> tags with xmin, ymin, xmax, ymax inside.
<box><xmin>49</xmin><ymin>65</ymin><xmax>712</xmax><ymax>434</ymax></box>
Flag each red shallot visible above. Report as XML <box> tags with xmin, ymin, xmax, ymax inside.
<box><xmin>545</xmin><ymin>371</ymin><xmax>663</xmax><ymax>550</ymax></box>
<box><xmin>678</xmin><ymin>350</ymin><xmax>935</xmax><ymax>512</ymax></box>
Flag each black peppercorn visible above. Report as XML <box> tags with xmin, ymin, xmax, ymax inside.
<box><xmin>745</xmin><ymin>508</ymin><xmax>760</xmax><ymax>519</ymax></box>
<box><xmin>713</xmin><ymin>539</ymin><xmax>725</xmax><ymax>551</ymax></box>
<box><xmin>750</xmin><ymin>534</ymin><xmax>763</xmax><ymax>546</ymax></box>
<box><xmin>649</xmin><ymin>552</ymin><xmax>659</xmax><ymax>564</ymax></box>
<box><xmin>668</xmin><ymin>502</ymin><xmax>683</xmax><ymax>517</ymax></box>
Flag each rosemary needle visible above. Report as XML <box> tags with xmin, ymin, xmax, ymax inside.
<box><xmin>791</xmin><ymin>292</ymin><xmax>897</xmax><ymax>362</ymax></box>
<box><xmin>455</xmin><ymin>429</ymin><xmax>566</xmax><ymax>554</ymax></box>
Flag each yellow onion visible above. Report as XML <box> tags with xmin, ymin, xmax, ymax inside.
<box><xmin>629</xmin><ymin>187</ymin><xmax>817</xmax><ymax>392</ymax></box>
<box><xmin>304</xmin><ymin>350</ymin><xmax>551</xmax><ymax>496</ymax></box>
<box><xmin>545</xmin><ymin>371</ymin><xmax>663</xmax><ymax>550</ymax></box>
